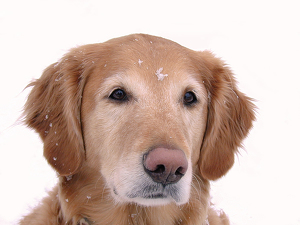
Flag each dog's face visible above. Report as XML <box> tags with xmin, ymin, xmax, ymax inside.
<box><xmin>24</xmin><ymin>34</ymin><xmax>255</xmax><ymax>208</ymax></box>
<box><xmin>81</xmin><ymin>44</ymin><xmax>208</xmax><ymax>205</ymax></box>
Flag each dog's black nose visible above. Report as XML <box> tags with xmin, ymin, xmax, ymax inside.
<box><xmin>143</xmin><ymin>147</ymin><xmax>188</xmax><ymax>185</ymax></box>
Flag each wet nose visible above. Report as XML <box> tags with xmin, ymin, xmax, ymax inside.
<box><xmin>143</xmin><ymin>147</ymin><xmax>188</xmax><ymax>185</ymax></box>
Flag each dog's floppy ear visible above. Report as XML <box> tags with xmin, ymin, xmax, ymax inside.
<box><xmin>197</xmin><ymin>51</ymin><xmax>256</xmax><ymax>180</ymax></box>
<box><xmin>24</xmin><ymin>47</ymin><xmax>95</xmax><ymax>176</ymax></box>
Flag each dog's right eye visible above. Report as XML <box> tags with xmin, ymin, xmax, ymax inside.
<box><xmin>109</xmin><ymin>89</ymin><xmax>128</xmax><ymax>102</ymax></box>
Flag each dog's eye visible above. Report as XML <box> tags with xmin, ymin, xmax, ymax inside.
<box><xmin>109</xmin><ymin>89</ymin><xmax>128</xmax><ymax>101</ymax></box>
<box><xmin>183</xmin><ymin>91</ymin><xmax>197</xmax><ymax>106</ymax></box>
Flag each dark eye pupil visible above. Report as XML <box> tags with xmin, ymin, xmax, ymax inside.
<box><xmin>184</xmin><ymin>91</ymin><xmax>197</xmax><ymax>105</ymax></box>
<box><xmin>110</xmin><ymin>89</ymin><xmax>127</xmax><ymax>101</ymax></box>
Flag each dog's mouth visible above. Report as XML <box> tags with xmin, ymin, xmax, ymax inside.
<box><xmin>144</xmin><ymin>193</ymin><xmax>166</xmax><ymax>199</ymax></box>
<box><xmin>124</xmin><ymin>183</ymin><xmax>182</xmax><ymax>204</ymax></box>
<box><xmin>114</xmin><ymin>185</ymin><xmax>170</xmax><ymax>199</ymax></box>
<box><xmin>128</xmin><ymin>192</ymin><xmax>168</xmax><ymax>200</ymax></box>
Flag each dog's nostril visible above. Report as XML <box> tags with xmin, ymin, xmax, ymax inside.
<box><xmin>175</xmin><ymin>167</ymin><xmax>184</xmax><ymax>176</ymax></box>
<box><xmin>153</xmin><ymin>165</ymin><xmax>165</xmax><ymax>174</ymax></box>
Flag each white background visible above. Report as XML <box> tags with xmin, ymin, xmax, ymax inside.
<box><xmin>1</xmin><ymin>0</ymin><xmax>299</xmax><ymax>224</ymax></box>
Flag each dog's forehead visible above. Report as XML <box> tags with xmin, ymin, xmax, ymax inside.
<box><xmin>85</xmin><ymin>36</ymin><xmax>205</xmax><ymax>102</ymax></box>
<box><xmin>104</xmin><ymin>34</ymin><xmax>194</xmax><ymax>72</ymax></box>
<box><xmin>97</xmin><ymin>51</ymin><xmax>201</xmax><ymax>93</ymax></box>
<box><xmin>101</xmin><ymin>68</ymin><xmax>199</xmax><ymax>93</ymax></box>
<box><xmin>103</xmin><ymin>38</ymin><xmax>199</xmax><ymax>84</ymax></box>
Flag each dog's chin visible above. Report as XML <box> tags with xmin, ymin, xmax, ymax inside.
<box><xmin>113</xmin><ymin>194</ymin><xmax>189</xmax><ymax>207</ymax></box>
<box><xmin>111</xmin><ymin>186</ymin><xmax>190</xmax><ymax>207</ymax></box>
<box><xmin>128</xmin><ymin>196</ymin><xmax>176</xmax><ymax>206</ymax></box>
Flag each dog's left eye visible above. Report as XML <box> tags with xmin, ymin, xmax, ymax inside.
<box><xmin>109</xmin><ymin>89</ymin><xmax>128</xmax><ymax>102</ymax></box>
<box><xmin>183</xmin><ymin>91</ymin><xmax>197</xmax><ymax>106</ymax></box>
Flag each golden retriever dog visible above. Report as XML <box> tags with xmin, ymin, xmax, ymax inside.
<box><xmin>20</xmin><ymin>34</ymin><xmax>255</xmax><ymax>225</ymax></box>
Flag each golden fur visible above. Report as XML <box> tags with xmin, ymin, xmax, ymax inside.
<box><xmin>20</xmin><ymin>34</ymin><xmax>255</xmax><ymax>225</ymax></box>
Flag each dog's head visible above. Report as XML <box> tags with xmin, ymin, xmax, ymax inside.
<box><xmin>24</xmin><ymin>34</ymin><xmax>255</xmax><ymax>206</ymax></box>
